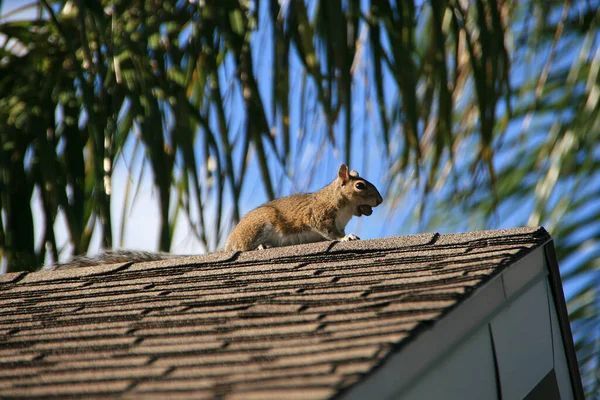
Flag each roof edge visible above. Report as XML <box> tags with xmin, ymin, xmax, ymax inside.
<box><xmin>543</xmin><ymin>241</ymin><xmax>585</xmax><ymax>400</ymax></box>
<box><xmin>5</xmin><ymin>227</ymin><xmax>548</xmax><ymax>279</ymax></box>
<box><xmin>338</xmin><ymin>230</ymin><xmax>551</xmax><ymax>399</ymax></box>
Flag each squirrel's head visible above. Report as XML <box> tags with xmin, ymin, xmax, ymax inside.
<box><xmin>336</xmin><ymin>164</ymin><xmax>383</xmax><ymax>216</ymax></box>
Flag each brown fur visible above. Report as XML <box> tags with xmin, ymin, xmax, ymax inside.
<box><xmin>225</xmin><ymin>164</ymin><xmax>383</xmax><ymax>251</ymax></box>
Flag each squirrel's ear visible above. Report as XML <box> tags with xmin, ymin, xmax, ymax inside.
<box><xmin>338</xmin><ymin>164</ymin><xmax>350</xmax><ymax>184</ymax></box>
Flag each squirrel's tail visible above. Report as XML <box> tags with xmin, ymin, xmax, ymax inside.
<box><xmin>51</xmin><ymin>250</ymin><xmax>178</xmax><ymax>270</ymax></box>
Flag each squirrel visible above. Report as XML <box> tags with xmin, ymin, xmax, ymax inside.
<box><xmin>225</xmin><ymin>163</ymin><xmax>382</xmax><ymax>251</ymax></box>
<box><xmin>51</xmin><ymin>164</ymin><xmax>382</xmax><ymax>269</ymax></box>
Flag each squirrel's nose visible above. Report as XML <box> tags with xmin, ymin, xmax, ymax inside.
<box><xmin>376</xmin><ymin>195</ymin><xmax>383</xmax><ymax>206</ymax></box>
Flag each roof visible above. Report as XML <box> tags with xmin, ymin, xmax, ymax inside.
<box><xmin>0</xmin><ymin>227</ymin><xmax>565</xmax><ymax>399</ymax></box>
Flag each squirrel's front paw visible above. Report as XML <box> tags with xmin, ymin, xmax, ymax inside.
<box><xmin>340</xmin><ymin>234</ymin><xmax>360</xmax><ymax>241</ymax></box>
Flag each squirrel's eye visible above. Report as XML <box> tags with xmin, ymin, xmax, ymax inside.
<box><xmin>355</xmin><ymin>182</ymin><xmax>366</xmax><ymax>190</ymax></box>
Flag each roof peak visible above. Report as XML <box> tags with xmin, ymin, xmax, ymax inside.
<box><xmin>0</xmin><ymin>226</ymin><xmax>553</xmax><ymax>399</ymax></box>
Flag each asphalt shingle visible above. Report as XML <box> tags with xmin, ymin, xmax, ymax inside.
<box><xmin>0</xmin><ymin>227</ymin><xmax>550</xmax><ymax>399</ymax></box>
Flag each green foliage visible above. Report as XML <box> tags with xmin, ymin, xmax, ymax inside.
<box><xmin>0</xmin><ymin>0</ymin><xmax>598</xmax><ymax>395</ymax></box>
<box><xmin>0</xmin><ymin>0</ymin><xmax>513</xmax><ymax>268</ymax></box>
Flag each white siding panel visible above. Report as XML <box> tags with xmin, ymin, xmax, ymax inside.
<box><xmin>400</xmin><ymin>325</ymin><xmax>498</xmax><ymax>400</ymax></box>
<box><xmin>491</xmin><ymin>279</ymin><xmax>553</xmax><ymax>399</ymax></box>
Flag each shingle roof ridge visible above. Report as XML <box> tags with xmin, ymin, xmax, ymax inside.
<box><xmin>0</xmin><ymin>227</ymin><xmax>549</xmax><ymax>285</ymax></box>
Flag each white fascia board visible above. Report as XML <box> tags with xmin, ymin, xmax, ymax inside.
<box><xmin>547</xmin><ymin>279</ymin><xmax>575</xmax><ymax>400</ymax></box>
